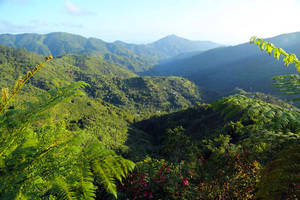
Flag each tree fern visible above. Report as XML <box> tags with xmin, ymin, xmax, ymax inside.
<box><xmin>85</xmin><ymin>140</ymin><xmax>135</xmax><ymax>198</ymax></box>
<box><xmin>272</xmin><ymin>74</ymin><xmax>300</xmax><ymax>101</ymax></box>
<box><xmin>0</xmin><ymin>55</ymin><xmax>135</xmax><ymax>200</ymax></box>
<box><xmin>77</xmin><ymin>166</ymin><xmax>96</xmax><ymax>200</ymax></box>
<box><xmin>50</xmin><ymin>177</ymin><xmax>77</xmax><ymax>200</ymax></box>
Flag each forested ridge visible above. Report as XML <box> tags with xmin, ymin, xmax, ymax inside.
<box><xmin>0</xmin><ymin>33</ymin><xmax>299</xmax><ymax>200</ymax></box>
<box><xmin>0</xmin><ymin>33</ymin><xmax>221</xmax><ymax>73</ymax></box>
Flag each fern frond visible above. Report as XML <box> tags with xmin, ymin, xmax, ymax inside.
<box><xmin>50</xmin><ymin>177</ymin><xmax>76</xmax><ymax>200</ymax></box>
<box><xmin>84</xmin><ymin>140</ymin><xmax>135</xmax><ymax>199</ymax></box>
<box><xmin>0</xmin><ymin>56</ymin><xmax>53</xmax><ymax>114</ymax></box>
<box><xmin>76</xmin><ymin>161</ymin><xmax>96</xmax><ymax>200</ymax></box>
<box><xmin>92</xmin><ymin>159</ymin><xmax>117</xmax><ymax>198</ymax></box>
<box><xmin>272</xmin><ymin>74</ymin><xmax>300</xmax><ymax>100</ymax></box>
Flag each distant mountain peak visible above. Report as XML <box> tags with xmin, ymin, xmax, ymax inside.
<box><xmin>149</xmin><ymin>34</ymin><xmax>222</xmax><ymax>56</ymax></box>
<box><xmin>156</xmin><ymin>34</ymin><xmax>189</xmax><ymax>42</ymax></box>
<box><xmin>164</xmin><ymin>34</ymin><xmax>181</xmax><ymax>38</ymax></box>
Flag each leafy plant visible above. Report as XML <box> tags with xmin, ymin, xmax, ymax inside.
<box><xmin>0</xmin><ymin>56</ymin><xmax>53</xmax><ymax>114</ymax></box>
<box><xmin>0</xmin><ymin>56</ymin><xmax>135</xmax><ymax>199</ymax></box>
<box><xmin>250</xmin><ymin>36</ymin><xmax>300</xmax><ymax>101</ymax></box>
<box><xmin>250</xmin><ymin>36</ymin><xmax>300</xmax><ymax>70</ymax></box>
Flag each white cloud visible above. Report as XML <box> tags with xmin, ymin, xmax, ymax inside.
<box><xmin>64</xmin><ymin>0</ymin><xmax>93</xmax><ymax>15</ymax></box>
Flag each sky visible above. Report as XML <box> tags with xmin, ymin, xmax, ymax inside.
<box><xmin>1</xmin><ymin>0</ymin><xmax>300</xmax><ymax>45</ymax></box>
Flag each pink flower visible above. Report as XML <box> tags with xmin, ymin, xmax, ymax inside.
<box><xmin>144</xmin><ymin>191</ymin><xmax>148</xmax><ymax>197</ymax></box>
<box><xmin>182</xmin><ymin>178</ymin><xmax>189</xmax><ymax>186</ymax></box>
<box><xmin>144</xmin><ymin>182</ymin><xmax>148</xmax><ymax>187</ymax></box>
<box><xmin>149</xmin><ymin>192</ymin><xmax>153</xmax><ymax>199</ymax></box>
<box><xmin>158</xmin><ymin>169</ymin><xmax>163</xmax><ymax>174</ymax></box>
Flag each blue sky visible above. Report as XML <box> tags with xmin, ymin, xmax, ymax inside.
<box><xmin>1</xmin><ymin>0</ymin><xmax>300</xmax><ymax>44</ymax></box>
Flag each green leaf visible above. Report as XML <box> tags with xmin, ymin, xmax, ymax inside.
<box><xmin>283</xmin><ymin>54</ymin><xmax>297</xmax><ymax>66</ymax></box>
<box><xmin>283</xmin><ymin>55</ymin><xmax>290</xmax><ymax>66</ymax></box>
<box><xmin>259</xmin><ymin>41</ymin><xmax>266</xmax><ymax>50</ymax></box>
<box><xmin>274</xmin><ymin>48</ymin><xmax>281</xmax><ymax>60</ymax></box>
<box><xmin>279</xmin><ymin>48</ymin><xmax>288</xmax><ymax>56</ymax></box>
<box><xmin>296</xmin><ymin>62</ymin><xmax>300</xmax><ymax>72</ymax></box>
<box><xmin>256</xmin><ymin>38</ymin><xmax>262</xmax><ymax>46</ymax></box>
<box><xmin>265</xmin><ymin>43</ymin><xmax>274</xmax><ymax>55</ymax></box>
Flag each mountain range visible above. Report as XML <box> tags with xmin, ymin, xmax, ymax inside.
<box><xmin>1</xmin><ymin>31</ymin><xmax>300</xmax><ymax>102</ymax></box>
<box><xmin>0</xmin><ymin>32</ymin><xmax>221</xmax><ymax>72</ymax></box>
<box><xmin>147</xmin><ymin>32</ymin><xmax>300</xmax><ymax>101</ymax></box>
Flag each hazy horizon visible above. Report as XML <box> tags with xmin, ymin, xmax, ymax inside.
<box><xmin>1</xmin><ymin>0</ymin><xmax>300</xmax><ymax>45</ymax></box>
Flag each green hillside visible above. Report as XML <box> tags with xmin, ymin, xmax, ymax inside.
<box><xmin>148</xmin><ymin>32</ymin><xmax>300</xmax><ymax>101</ymax></box>
<box><xmin>0</xmin><ymin>45</ymin><xmax>201</xmax><ymax>113</ymax></box>
<box><xmin>0</xmin><ymin>32</ymin><xmax>221</xmax><ymax>72</ymax></box>
<box><xmin>0</xmin><ymin>45</ymin><xmax>202</xmax><ymax>180</ymax></box>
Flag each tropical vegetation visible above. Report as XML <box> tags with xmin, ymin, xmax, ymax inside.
<box><xmin>0</xmin><ymin>33</ymin><xmax>299</xmax><ymax>199</ymax></box>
